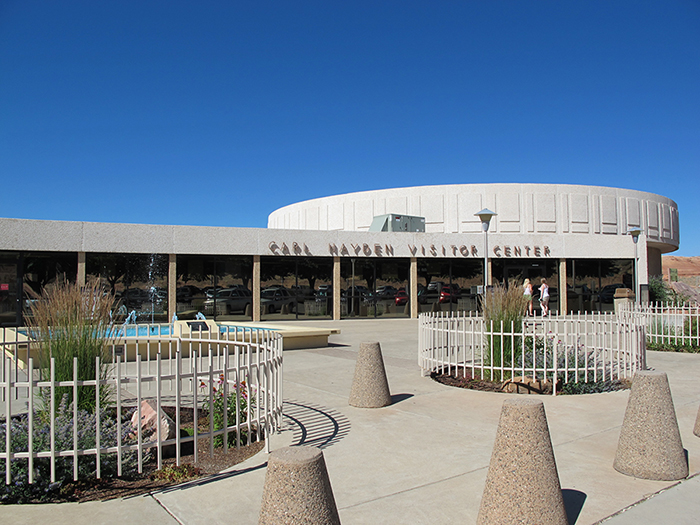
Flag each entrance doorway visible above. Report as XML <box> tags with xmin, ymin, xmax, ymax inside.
<box><xmin>492</xmin><ymin>259</ymin><xmax>560</xmax><ymax>315</ymax></box>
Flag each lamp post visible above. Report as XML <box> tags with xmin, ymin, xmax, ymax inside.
<box><xmin>475</xmin><ymin>209</ymin><xmax>497</xmax><ymax>290</ymax></box>
<box><xmin>628</xmin><ymin>228</ymin><xmax>642</xmax><ymax>303</ymax></box>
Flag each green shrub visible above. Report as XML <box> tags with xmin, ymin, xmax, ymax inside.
<box><xmin>560</xmin><ymin>379</ymin><xmax>630</xmax><ymax>395</ymax></box>
<box><xmin>151</xmin><ymin>463</ymin><xmax>202</xmax><ymax>483</ymax></box>
<box><xmin>648</xmin><ymin>275</ymin><xmax>689</xmax><ymax>305</ymax></box>
<box><xmin>28</xmin><ymin>279</ymin><xmax>117</xmax><ymax>412</ymax></box>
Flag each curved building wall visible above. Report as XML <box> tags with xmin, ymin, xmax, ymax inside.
<box><xmin>268</xmin><ymin>183</ymin><xmax>679</xmax><ymax>253</ymax></box>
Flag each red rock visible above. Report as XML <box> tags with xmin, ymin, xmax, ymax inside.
<box><xmin>130</xmin><ymin>399</ymin><xmax>177</xmax><ymax>442</ymax></box>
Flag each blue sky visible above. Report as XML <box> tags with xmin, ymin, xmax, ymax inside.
<box><xmin>1</xmin><ymin>1</ymin><xmax>698</xmax><ymax>255</ymax></box>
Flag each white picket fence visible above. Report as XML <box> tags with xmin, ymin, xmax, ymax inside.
<box><xmin>419</xmin><ymin>311</ymin><xmax>646</xmax><ymax>393</ymax></box>
<box><xmin>631</xmin><ymin>302</ymin><xmax>700</xmax><ymax>348</ymax></box>
<box><xmin>0</xmin><ymin>325</ymin><xmax>283</xmax><ymax>486</ymax></box>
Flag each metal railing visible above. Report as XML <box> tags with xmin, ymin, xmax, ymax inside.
<box><xmin>419</xmin><ymin>311</ymin><xmax>646</xmax><ymax>393</ymax></box>
<box><xmin>0</xmin><ymin>325</ymin><xmax>283</xmax><ymax>486</ymax></box>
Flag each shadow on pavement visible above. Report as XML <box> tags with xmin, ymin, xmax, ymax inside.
<box><xmin>391</xmin><ymin>393</ymin><xmax>414</xmax><ymax>404</ymax></box>
<box><xmin>562</xmin><ymin>488</ymin><xmax>587</xmax><ymax>524</ymax></box>
<box><xmin>284</xmin><ymin>400</ymin><xmax>351</xmax><ymax>450</ymax></box>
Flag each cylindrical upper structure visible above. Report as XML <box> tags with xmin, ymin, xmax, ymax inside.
<box><xmin>267</xmin><ymin>183</ymin><xmax>679</xmax><ymax>253</ymax></box>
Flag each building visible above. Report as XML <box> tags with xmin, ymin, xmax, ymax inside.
<box><xmin>0</xmin><ymin>183</ymin><xmax>679</xmax><ymax>326</ymax></box>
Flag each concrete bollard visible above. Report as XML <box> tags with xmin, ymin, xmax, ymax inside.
<box><xmin>614</xmin><ymin>370</ymin><xmax>688</xmax><ymax>480</ymax></box>
<box><xmin>349</xmin><ymin>342</ymin><xmax>391</xmax><ymax>408</ymax></box>
<box><xmin>259</xmin><ymin>446</ymin><xmax>340</xmax><ymax>525</ymax></box>
<box><xmin>695</xmin><ymin>404</ymin><xmax>700</xmax><ymax>438</ymax></box>
<box><xmin>477</xmin><ymin>398</ymin><xmax>568</xmax><ymax>525</ymax></box>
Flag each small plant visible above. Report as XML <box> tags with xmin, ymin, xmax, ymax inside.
<box><xmin>151</xmin><ymin>463</ymin><xmax>202</xmax><ymax>483</ymax></box>
<box><xmin>200</xmin><ymin>375</ymin><xmax>253</xmax><ymax>448</ymax></box>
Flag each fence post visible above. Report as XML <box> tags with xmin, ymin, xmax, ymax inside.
<box><xmin>4</xmin><ymin>356</ymin><xmax>12</xmax><ymax>485</ymax></box>
<box><xmin>28</xmin><ymin>357</ymin><xmax>35</xmax><ymax>484</ymax></box>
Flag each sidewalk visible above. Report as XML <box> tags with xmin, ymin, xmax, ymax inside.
<box><xmin>2</xmin><ymin>318</ymin><xmax>699</xmax><ymax>524</ymax></box>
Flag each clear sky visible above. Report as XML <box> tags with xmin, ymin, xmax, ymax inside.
<box><xmin>1</xmin><ymin>1</ymin><xmax>698</xmax><ymax>255</ymax></box>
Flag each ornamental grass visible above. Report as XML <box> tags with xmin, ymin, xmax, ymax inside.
<box><xmin>479</xmin><ymin>280</ymin><xmax>527</xmax><ymax>380</ymax></box>
<box><xmin>28</xmin><ymin>278</ymin><xmax>118</xmax><ymax>412</ymax></box>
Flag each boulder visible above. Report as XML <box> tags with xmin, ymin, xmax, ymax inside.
<box><xmin>502</xmin><ymin>376</ymin><xmax>560</xmax><ymax>395</ymax></box>
<box><xmin>131</xmin><ymin>399</ymin><xmax>177</xmax><ymax>443</ymax></box>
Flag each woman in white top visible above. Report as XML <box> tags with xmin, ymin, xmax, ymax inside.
<box><xmin>539</xmin><ymin>278</ymin><xmax>550</xmax><ymax>316</ymax></box>
<box><xmin>523</xmin><ymin>278</ymin><xmax>533</xmax><ymax>317</ymax></box>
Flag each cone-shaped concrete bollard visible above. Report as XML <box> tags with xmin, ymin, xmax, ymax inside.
<box><xmin>614</xmin><ymin>370</ymin><xmax>688</xmax><ymax>480</ymax></box>
<box><xmin>259</xmin><ymin>446</ymin><xmax>340</xmax><ymax>525</ymax></box>
<box><xmin>477</xmin><ymin>398</ymin><xmax>568</xmax><ymax>525</ymax></box>
<box><xmin>349</xmin><ymin>342</ymin><xmax>391</xmax><ymax>408</ymax></box>
<box><xmin>695</xmin><ymin>404</ymin><xmax>700</xmax><ymax>438</ymax></box>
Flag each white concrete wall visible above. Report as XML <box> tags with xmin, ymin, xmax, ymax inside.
<box><xmin>0</xmin><ymin>218</ymin><xmax>649</xmax><ymax>260</ymax></box>
<box><xmin>267</xmin><ymin>183</ymin><xmax>679</xmax><ymax>253</ymax></box>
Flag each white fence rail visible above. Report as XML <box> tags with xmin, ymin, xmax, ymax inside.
<box><xmin>419</xmin><ymin>311</ymin><xmax>646</xmax><ymax>393</ymax></box>
<box><xmin>0</xmin><ymin>324</ymin><xmax>283</xmax><ymax>486</ymax></box>
<box><xmin>633</xmin><ymin>302</ymin><xmax>700</xmax><ymax>349</ymax></box>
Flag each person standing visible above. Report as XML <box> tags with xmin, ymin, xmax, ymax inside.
<box><xmin>539</xmin><ymin>278</ymin><xmax>550</xmax><ymax>316</ymax></box>
<box><xmin>523</xmin><ymin>278</ymin><xmax>533</xmax><ymax>317</ymax></box>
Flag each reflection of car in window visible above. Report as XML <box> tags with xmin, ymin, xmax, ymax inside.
<box><xmin>376</xmin><ymin>286</ymin><xmax>397</xmax><ymax>297</ymax></box>
<box><xmin>395</xmin><ymin>290</ymin><xmax>409</xmax><ymax>306</ymax></box>
<box><xmin>261</xmin><ymin>288</ymin><xmax>296</xmax><ymax>313</ymax></box>
<box><xmin>203</xmin><ymin>288</ymin><xmax>252</xmax><ymax>314</ymax></box>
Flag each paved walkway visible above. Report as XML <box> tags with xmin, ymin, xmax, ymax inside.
<box><xmin>2</xmin><ymin>319</ymin><xmax>699</xmax><ymax>524</ymax></box>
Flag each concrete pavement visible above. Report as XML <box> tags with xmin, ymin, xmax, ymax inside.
<box><xmin>1</xmin><ymin>318</ymin><xmax>699</xmax><ymax>524</ymax></box>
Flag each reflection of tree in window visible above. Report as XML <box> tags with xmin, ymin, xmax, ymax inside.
<box><xmin>87</xmin><ymin>254</ymin><xmax>128</xmax><ymax>295</ymax></box>
<box><xmin>296</xmin><ymin>259</ymin><xmax>332</xmax><ymax>292</ymax></box>
<box><xmin>24</xmin><ymin>253</ymin><xmax>77</xmax><ymax>296</ymax></box>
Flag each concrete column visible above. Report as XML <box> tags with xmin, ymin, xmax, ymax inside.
<box><xmin>639</xmin><ymin>235</ymin><xmax>649</xmax><ymax>303</ymax></box>
<box><xmin>168</xmin><ymin>254</ymin><xmax>177</xmax><ymax>322</ymax></box>
<box><xmin>486</xmin><ymin>258</ymin><xmax>493</xmax><ymax>286</ymax></box>
<box><xmin>253</xmin><ymin>255</ymin><xmax>261</xmax><ymax>322</ymax></box>
<box><xmin>558</xmin><ymin>258</ymin><xmax>567</xmax><ymax>315</ymax></box>
<box><xmin>614</xmin><ymin>370</ymin><xmax>688</xmax><ymax>480</ymax></box>
<box><xmin>259</xmin><ymin>447</ymin><xmax>340</xmax><ymax>525</ymax></box>
<box><xmin>77</xmin><ymin>252</ymin><xmax>86</xmax><ymax>287</ymax></box>
<box><xmin>410</xmin><ymin>257</ymin><xmax>418</xmax><ymax>318</ymax></box>
<box><xmin>332</xmin><ymin>256</ymin><xmax>341</xmax><ymax>320</ymax></box>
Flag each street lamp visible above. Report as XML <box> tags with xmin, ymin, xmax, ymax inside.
<box><xmin>475</xmin><ymin>209</ymin><xmax>497</xmax><ymax>290</ymax></box>
<box><xmin>628</xmin><ymin>227</ymin><xmax>642</xmax><ymax>303</ymax></box>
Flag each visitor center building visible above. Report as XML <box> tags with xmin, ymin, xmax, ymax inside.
<box><xmin>0</xmin><ymin>183</ymin><xmax>680</xmax><ymax>326</ymax></box>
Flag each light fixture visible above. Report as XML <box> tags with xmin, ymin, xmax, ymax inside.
<box><xmin>627</xmin><ymin>228</ymin><xmax>643</xmax><ymax>303</ymax></box>
<box><xmin>475</xmin><ymin>209</ymin><xmax>497</xmax><ymax>288</ymax></box>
